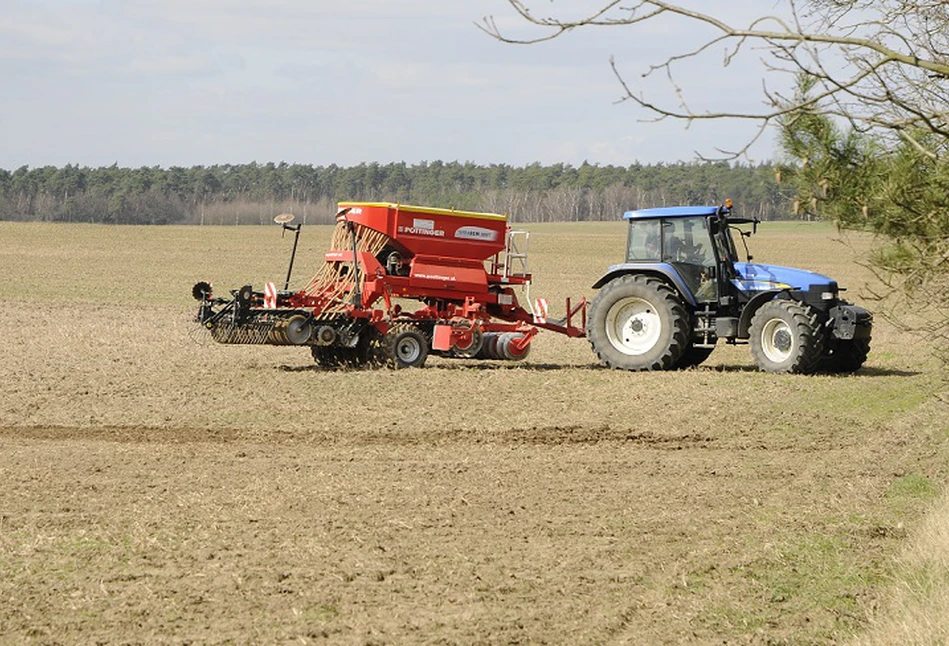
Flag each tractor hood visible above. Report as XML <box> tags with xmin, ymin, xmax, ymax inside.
<box><xmin>733</xmin><ymin>262</ymin><xmax>837</xmax><ymax>294</ymax></box>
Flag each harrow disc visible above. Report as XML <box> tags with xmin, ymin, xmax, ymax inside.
<box><xmin>284</xmin><ymin>315</ymin><xmax>312</xmax><ymax>345</ymax></box>
<box><xmin>452</xmin><ymin>326</ymin><xmax>484</xmax><ymax>358</ymax></box>
<box><xmin>192</xmin><ymin>281</ymin><xmax>212</xmax><ymax>301</ymax></box>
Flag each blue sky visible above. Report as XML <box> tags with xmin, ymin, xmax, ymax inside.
<box><xmin>0</xmin><ymin>1</ymin><xmax>787</xmax><ymax>168</ymax></box>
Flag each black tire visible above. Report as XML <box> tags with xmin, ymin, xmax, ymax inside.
<box><xmin>476</xmin><ymin>333</ymin><xmax>501</xmax><ymax>360</ymax></box>
<box><xmin>749</xmin><ymin>300</ymin><xmax>824</xmax><ymax>374</ymax></box>
<box><xmin>820</xmin><ymin>337</ymin><xmax>871</xmax><ymax>373</ymax></box>
<box><xmin>384</xmin><ymin>324</ymin><xmax>429</xmax><ymax>369</ymax></box>
<box><xmin>675</xmin><ymin>343</ymin><xmax>715</xmax><ymax>368</ymax></box>
<box><xmin>587</xmin><ymin>274</ymin><xmax>689</xmax><ymax>371</ymax></box>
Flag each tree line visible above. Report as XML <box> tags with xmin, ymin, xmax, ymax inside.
<box><xmin>0</xmin><ymin>161</ymin><xmax>791</xmax><ymax>225</ymax></box>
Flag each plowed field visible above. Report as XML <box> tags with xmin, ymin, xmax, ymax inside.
<box><xmin>1</xmin><ymin>220</ymin><xmax>946</xmax><ymax>644</ymax></box>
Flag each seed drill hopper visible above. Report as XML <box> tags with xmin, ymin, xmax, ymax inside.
<box><xmin>193</xmin><ymin>202</ymin><xmax>587</xmax><ymax>368</ymax></box>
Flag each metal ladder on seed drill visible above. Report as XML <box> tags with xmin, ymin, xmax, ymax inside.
<box><xmin>492</xmin><ymin>229</ymin><xmax>534</xmax><ymax>314</ymax></box>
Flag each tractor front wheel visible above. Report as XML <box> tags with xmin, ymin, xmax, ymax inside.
<box><xmin>587</xmin><ymin>274</ymin><xmax>689</xmax><ymax>370</ymax></box>
<box><xmin>749</xmin><ymin>300</ymin><xmax>824</xmax><ymax>374</ymax></box>
<box><xmin>820</xmin><ymin>337</ymin><xmax>871</xmax><ymax>373</ymax></box>
<box><xmin>384</xmin><ymin>324</ymin><xmax>429</xmax><ymax>369</ymax></box>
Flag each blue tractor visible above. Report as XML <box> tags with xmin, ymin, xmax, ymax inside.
<box><xmin>587</xmin><ymin>201</ymin><xmax>872</xmax><ymax>373</ymax></box>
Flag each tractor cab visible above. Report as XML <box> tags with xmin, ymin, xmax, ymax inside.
<box><xmin>620</xmin><ymin>202</ymin><xmax>844</xmax><ymax>314</ymax></box>
<box><xmin>624</xmin><ymin>205</ymin><xmax>722</xmax><ymax>303</ymax></box>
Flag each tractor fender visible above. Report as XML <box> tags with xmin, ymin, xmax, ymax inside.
<box><xmin>592</xmin><ymin>263</ymin><xmax>697</xmax><ymax>307</ymax></box>
<box><xmin>737</xmin><ymin>290</ymin><xmax>785</xmax><ymax>338</ymax></box>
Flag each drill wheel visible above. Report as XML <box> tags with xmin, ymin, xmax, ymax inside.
<box><xmin>383</xmin><ymin>323</ymin><xmax>429</xmax><ymax>369</ymax></box>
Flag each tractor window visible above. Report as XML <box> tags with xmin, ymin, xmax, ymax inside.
<box><xmin>661</xmin><ymin>217</ymin><xmax>713</xmax><ymax>265</ymax></box>
<box><xmin>663</xmin><ymin>217</ymin><xmax>718</xmax><ymax>302</ymax></box>
<box><xmin>626</xmin><ymin>219</ymin><xmax>661</xmax><ymax>262</ymax></box>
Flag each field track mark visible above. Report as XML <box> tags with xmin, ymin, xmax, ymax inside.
<box><xmin>358</xmin><ymin>425</ymin><xmax>719</xmax><ymax>447</ymax></box>
<box><xmin>0</xmin><ymin>425</ymin><xmax>242</xmax><ymax>444</ymax></box>
<box><xmin>1</xmin><ymin>424</ymin><xmax>721</xmax><ymax>448</ymax></box>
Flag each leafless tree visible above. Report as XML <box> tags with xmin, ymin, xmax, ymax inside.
<box><xmin>481</xmin><ymin>1</ymin><xmax>949</xmax><ymax>160</ymax></box>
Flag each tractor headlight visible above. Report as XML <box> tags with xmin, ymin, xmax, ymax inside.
<box><xmin>821</xmin><ymin>290</ymin><xmax>837</xmax><ymax>301</ymax></box>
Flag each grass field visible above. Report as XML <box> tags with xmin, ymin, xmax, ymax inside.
<box><xmin>0</xmin><ymin>219</ymin><xmax>947</xmax><ymax>644</ymax></box>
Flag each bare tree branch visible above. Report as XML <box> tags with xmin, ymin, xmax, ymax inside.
<box><xmin>481</xmin><ymin>0</ymin><xmax>949</xmax><ymax>160</ymax></box>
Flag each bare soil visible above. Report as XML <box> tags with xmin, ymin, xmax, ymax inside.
<box><xmin>0</xmin><ymin>221</ymin><xmax>946</xmax><ymax>644</ymax></box>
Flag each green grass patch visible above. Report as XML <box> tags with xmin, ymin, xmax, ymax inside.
<box><xmin>885</xmin><ymin>473</ymin><xmax>939</xmax><ymax>505</ymax></box>
<box><xmin>802</xmin><ymin>377</ymin><xmax>932</xmax><ymax>423</ymax></box>
<box><xmin>302</xmin><ymin>604</ymin><xmax>340</xmax><ymax>623</ymax></box>
<box><xmin>720</xmin><ymin>532</ymin><xmax>882</xmax><ymax>639</ymax></box>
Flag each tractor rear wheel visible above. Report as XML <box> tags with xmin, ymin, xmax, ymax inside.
<box><xmin>587</xmin><ymin>274</ymin><xmax>689</xmax><ymax>370</ymax></box>
<box><xmin>820</xmin><ymin>337</ymin><xmax>871</xmax><ymax>373</ymax></box>
<box><xmin>749</xmin><ymin>300</ymin><xmax>824</xmax><ymax>374</ymax></box>
<box><xmin>384</xmin><ymin>324</ymin><xmax>429</xmax><ymax>369</ymax></box>
<box><xmin>675</xmin><ymin>343</ymin><xmax>715</xmax><ymax>368</ymax></box>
